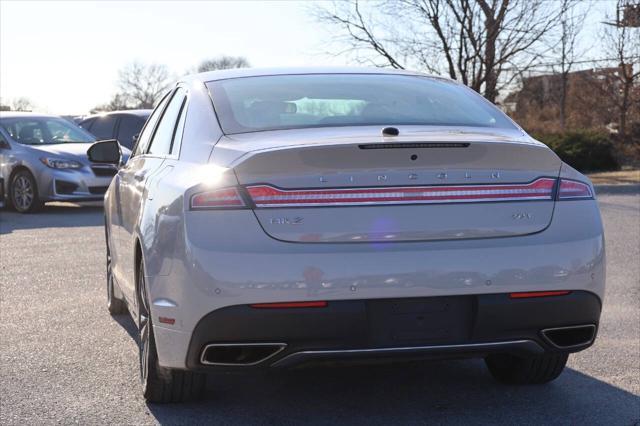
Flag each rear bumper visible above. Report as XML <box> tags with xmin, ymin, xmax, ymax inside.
<box><xmin>148</xmin><ymin>199</ymin><xmax>605</xmax><ymax>369</ymax></box>
<box><xmin>181</xmin><ymin>291</ymin><xmax>600</xmax><ymax>370</ymax></box>
<box><xmin>270</xmin><ymin>341</ymin><xmax>544</xmax><ymax>368</ymax></box>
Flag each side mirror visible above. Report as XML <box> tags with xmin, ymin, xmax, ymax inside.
<box><xmin>87</xmin><ymin>139</ymin><xmax>122</xmax><ymax>165</ymax></box>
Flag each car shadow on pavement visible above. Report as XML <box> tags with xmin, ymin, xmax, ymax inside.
<box><xmin>112</xmin><ymin>312</ymin><xmax>139</xmax><ymax>342</ymax></box>
<box><xmin>0</xmin><ymin>202</ymin><xmax>103</xmax><ymax>234</ymax></box>
<box><xmin>143</xmin><ymin>355</ymin><xmax>640</xmax><ymax>425</ymax></box>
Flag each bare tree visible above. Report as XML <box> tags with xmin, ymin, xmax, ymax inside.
<box><xmin>11</xmin><ymin>97</ymin><xmax>34</xmax><ymax>111</ymax></box>
<box><xmin>91</xmin><ymin>62</ymin><xmax>171</xmax><ymax>113</ymax></box>
<box><xmin>90</xmin><ymin>94</ymin><xmax>130</xmax><ymax>114</ymax></box>
<box><xmin>315</xmin><ymin>0</ymin><xmax>563</xmax><ymax>102</ymax></box>
<box><xmin>196</xmin><ymin>56</ymin><xmax>250</xmax><ymax>72</ymax></box>
<box><xmin>117</xmin><ymin>62</ymin><xmax>172</xmax><ymax>109</ymax></box>
<box><xmin>602</xmin><ymin>1</ymin><xmax>640</xmax><ymax>139</ymax></box>
<box><xmin>552</xmin><ymin>0</ymin><xmax>588</xmax><ymax>130</ymax></box>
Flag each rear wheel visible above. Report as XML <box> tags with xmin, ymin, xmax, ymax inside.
<box><xmin>137</xmin><ymin>260</ymin><xmax>206</xmax><ymax>403</ymax></box>
<box><xmin>485</xmin><ymin>352</ymin><xmax>568</xmax><ymax>385</ymax></box>
<box><xmin>9</xmin><ymin>170</ymin><xmax>42</xmax><ymax>213</ymax></box>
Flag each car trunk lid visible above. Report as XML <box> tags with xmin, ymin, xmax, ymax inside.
<box><xmin>211</xmin><ymin>126</ymin><xmax>561</xmax><ymax>243</ymax></box>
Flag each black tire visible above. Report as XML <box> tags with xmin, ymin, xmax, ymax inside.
<box><xmin>137</xmin><ymin>261</ymin><xmax>206</xmax><ymax>403</ymax></box>
<box><xmin>106</xmin><ymin>236</ymin><xmax>127</xmax><ymax>315</ymax></box>
<box><xmin>9</xmin><ymin>170</ymin><xmax>42</xmax><ymax>213</ymax></box>
<box><xmin>485</xmin><ymin>352</ymin><xmax>568</xmax><ymax>385</ymax></box>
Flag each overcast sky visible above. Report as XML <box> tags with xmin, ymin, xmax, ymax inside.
<box><xmin>1</xmin><ymin>0</ymin><xmax>616</xmax><ymax>114</ymax></box>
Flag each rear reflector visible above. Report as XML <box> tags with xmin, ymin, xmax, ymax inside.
<box><xmin>510</xmin><ymin>291</ymin><xmax>571</xmax><ymax>299</ymax></box>
<box><xmin>250</xmin><ymin>301</ymin><xmax>328</xmax><ymax>309</ymax></box>
<box><xmin>191</xmin><ymin>187</ymin><xmax>246</xmax><ymax>210</ymax></box>
<box><xmin>158</xmin><ymin>316</ymin><xmax>176</xmax><ymax>325</ymax></box>
<box><xmin>557</xmin><ymin>179</ymin><xmax>593</xmax><ymax>200</ymax></box>
<box><xmin>246</xmin><ymin>178</ymin><xmax>556</xmax><ymax>207</ymax></box>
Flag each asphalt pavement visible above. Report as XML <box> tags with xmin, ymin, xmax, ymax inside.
<box><xmin>0</xmin><ymin>190</ymin><xmax>639</xmax><ymax>425</ymax></box>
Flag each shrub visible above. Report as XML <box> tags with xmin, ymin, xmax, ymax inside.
<box><xmin>531</xmin><ymin>131</ymin><xmax>619</xmax><ymax>173</ymax></box>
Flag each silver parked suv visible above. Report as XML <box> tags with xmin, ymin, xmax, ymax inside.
<box><xmin>93</xmin><ymin>68</ymin><xmax>605</xmax><ymax>403</ymax></box>
<box><xmin>0</xmin><ymin>112</ymin><xmax>125</xmax><ymax>212</ymax></box>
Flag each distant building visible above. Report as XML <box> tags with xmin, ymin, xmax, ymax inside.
<box><xmin>609</xmin><ymin>2</ymin><xmax>640</xmax><ymax>27</ymax></box>
<box><xmin>505</xmin><ymin>65</ymin><xmax>636</xmax><ymax>132</ymax></box>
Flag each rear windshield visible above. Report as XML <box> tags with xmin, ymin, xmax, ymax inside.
<box><xmin>206</xmin><ymin>74</ymin><xmax>516</xmax><ymax>134</ymax></box>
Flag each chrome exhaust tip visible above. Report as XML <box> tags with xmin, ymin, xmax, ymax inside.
<box><xmin>200</xmin><ymin>343</ymin><xmax>286</xmax><ymax>366</ymax></box>
<box><xmin>541</xmin><ymin>324</ymin><xmax>597</xmax><ymax>349</ymax></box>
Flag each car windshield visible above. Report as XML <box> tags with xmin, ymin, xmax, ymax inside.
<box><xmin>206</xmin><ymin>74</ymin><xmax>516</xmax><ymax>134</ymax></box>
<box><xmin>0</xmin><ymin>117</ymin><xmax>96</xmax><ymax>145</ymax></box>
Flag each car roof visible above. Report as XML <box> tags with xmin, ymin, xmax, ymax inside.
<box><xmin>181</xmin><ymin>67</ymin><xmax>451</xmax><ymax>84</ymax></box>
<box><xmin>81</xmin><ymin>109</ymin><xmax>152</xmax><ymax>121</ymax></box>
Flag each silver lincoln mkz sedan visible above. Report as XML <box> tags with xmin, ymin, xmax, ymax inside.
<box><xmin>92</xmin><ymin>68</ymin><xmax>605</xmax><ymax>403</ymax></box>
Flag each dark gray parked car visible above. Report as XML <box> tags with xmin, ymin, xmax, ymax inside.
<box><xmin>79</xmin><ymin>110</ymin><xmax>151</xmax><ymax>150</ymax></box>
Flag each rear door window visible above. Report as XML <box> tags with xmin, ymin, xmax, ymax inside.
<box><xmin>170</xmin><ymin>97</ymin><xmax>188</xmax><ymax>157</ymax></box>
<box><xmin>148</xmin><ymin>88</ymin><xmax>187</xmax><ymax>156</ymax></box>
<box><xmin>133</xmin><ymin>94</ymin><xmax>170</xmax><ymax>156</ymax></box>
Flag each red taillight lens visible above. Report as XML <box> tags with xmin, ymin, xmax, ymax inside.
<box><xmin>246</xmin><ymin>178</ymin><xmax>556</xmax><ymax>208</ymax></box>
<box><xmin>557</xmin><ymin>179</ymin><xmax>593</xmax><ymax>200</ymax></box>
<box><xmin>250</xmin><ymin>301</ymin><xmax>328</xmax><ymax>309</ymax></box>
<box><xmin>510</xmin><ymin>290</ymin><xmax>571</xmax><ymax>299</ymax></box>
<box><xmin>158</xmin><ymin>316</ymin><xmax>176</xmax><ymax>325</ymax></box>
<box><xmin>190</xmin><ymin>187</ymin><xmax>246</xmax><ymax>210</ymax></box>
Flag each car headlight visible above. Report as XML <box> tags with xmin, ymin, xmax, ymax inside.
<box><xmin>40</xmin><ymin>157</ymin><xmax>83</xmax><ymax>169</ymax></box>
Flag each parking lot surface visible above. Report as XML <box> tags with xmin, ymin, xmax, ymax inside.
<box><xmin>1</xmin><ymin>190</ymin><xmax>639</xmax><ymax>425</ymax></box>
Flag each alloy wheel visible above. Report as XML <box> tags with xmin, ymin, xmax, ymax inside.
<box><xmin>138</xmin><ymin>268</ymin><xmax>151</xmax><ymax>384</ymax></box>
<box><xmin>13</xmin><ymin>175</ymin><xmax>34</xmax><ymax>211</ymax></box>
<box><xmin>106</xmin><ymin>249</ymin><xmax>113</xmax><ymax>306</ymax></box>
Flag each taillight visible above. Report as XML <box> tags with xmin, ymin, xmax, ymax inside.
<box><xmin>510</xmin><ymin>290</ymin><xmax>571</xmax><ymax>299</ymax></box>
<box><xmin>246</xmin><ymin>178</ymin><xmax>556</xmax><ymax>208</ymax></box>
<box><xmin>250</xmin><ymin>301</ymin><xmax>328</xmax><ymax>308</ymax></box>
<box><xmin>557</xmin><ymin>179</ymin><xmax>593</xmax><ymax>200</ymax></box>
<box><xmin>190</xmin><ymin>187</ymin><xmax>246</xmax><ymax>210</ymax></box>
<box><xmin>190</xmin><ymin>178</ymin><xmax>591</xmax><ymax>209</ymax></box>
